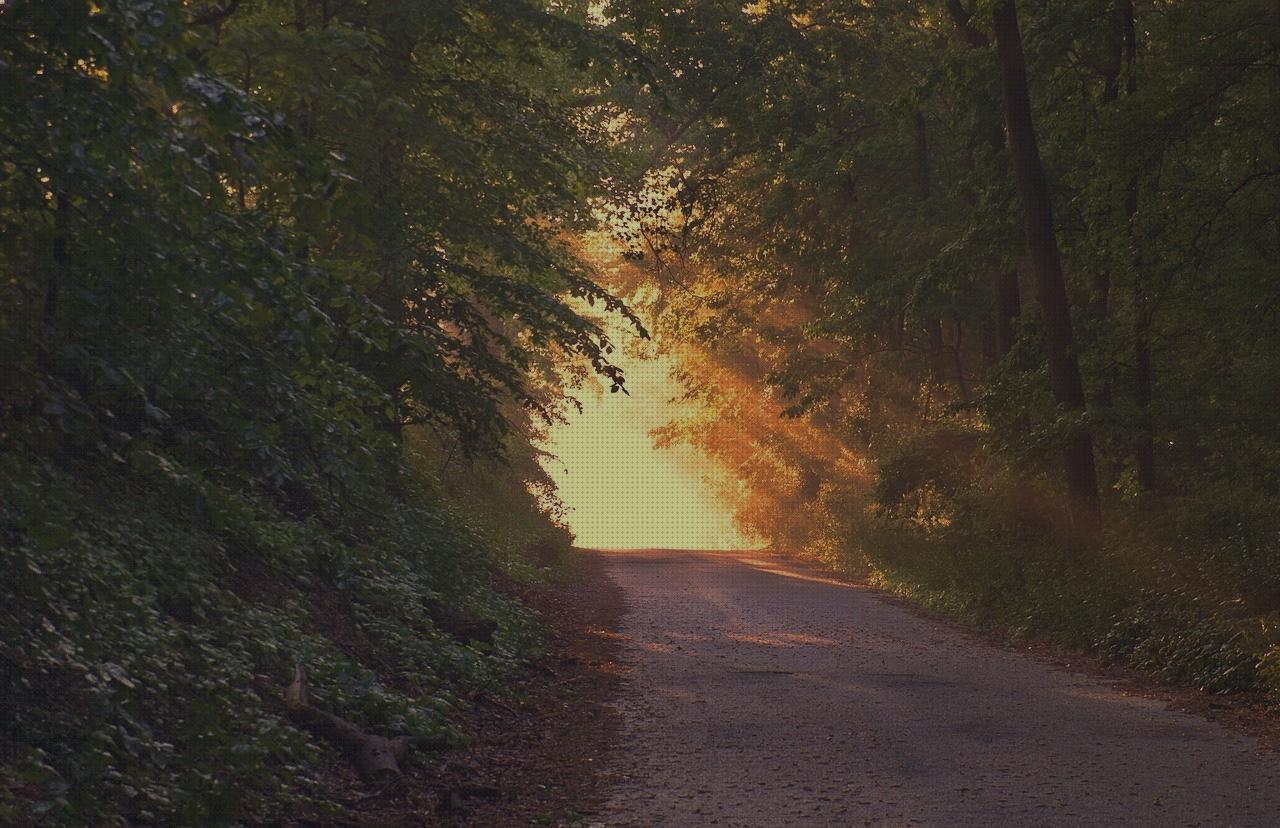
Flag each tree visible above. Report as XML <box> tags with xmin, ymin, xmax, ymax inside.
<box><xmin>0</xmin><ymin>0</ymin><xmax>638</xmax><ymax>819</ymax></box>
<box><xmin>991</xmin><ymin>0</ymin><xmax>1102</xmax><ymax>531</ymax></box>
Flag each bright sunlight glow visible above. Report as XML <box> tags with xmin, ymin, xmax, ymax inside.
<box><xmin>538</xmin><ymin>312</ymin><xmax>760</xmax><ymax>551</ymax></box>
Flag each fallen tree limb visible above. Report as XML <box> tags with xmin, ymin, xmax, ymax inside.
<box><xmin>284</xmin><ymin>665</ymin><xmax>447</xmax><ymax>783</ymax></box>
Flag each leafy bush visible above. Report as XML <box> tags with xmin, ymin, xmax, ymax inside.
<box><xmin>0</xmin><ymin>1</ymin><xmax>619</xmax><ymax>823</ymax></box>
<box><xmin>818</xmin><ymin>467</ymin><xmax>1280</xmax><ymax>698</ymax></box>
<box><xmin>0</xmin><ymin>445</ymin><xmax>564</xmax><ymax>825</ymax></box>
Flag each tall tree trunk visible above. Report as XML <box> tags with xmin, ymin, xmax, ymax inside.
<box><xmin>993</xmin><ymin>0</ymin><xmax>1102</xmax><ymax>532</ymax></box>
<box><xmin>945</xmin><ymin>1</ymin><xmax>1023</xmax><ymax>366</ymax></box>
<box><xmin>1089</xmin><ymin>2</ymin><xmax>1125</xmax><ymax>409</ymax></box>
<box><xmin>1119</xmin><ymin>0</ymin><xmax>1156</xmax><ymax>493</ymax></box>
<box><xmin>888</xmin><ymin>310</ymin><xmax>905</xmax><ymax>352</ymax></box>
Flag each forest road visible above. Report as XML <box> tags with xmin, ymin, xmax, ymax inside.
<box><xmin>588</xmin><ymin>549</ymin><xmax>1280</xmax><ymax>827</ymax></box>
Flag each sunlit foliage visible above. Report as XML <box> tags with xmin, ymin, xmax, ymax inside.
<box><xmin>610</xmin><ymin>0</ymin><xmax>1280</xmax><ymax>691</ymax></box>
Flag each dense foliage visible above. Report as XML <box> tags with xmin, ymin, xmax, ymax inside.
<box><xmin>0</xmin><ymin>0</ymin><xmax>630</xmax><ymax>822</ymax></box>
<box><xmin>4</xmin><ymin>0</ymin><xmax>1279</xmax><ymax>820</ymax></box>
<box><xmin>609</xmin><ymin>0</ymin><xmax>1280</xmax><ymax>692</ymax></box>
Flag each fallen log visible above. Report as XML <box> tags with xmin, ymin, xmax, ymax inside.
<box><xmin>284</xmin><ymin>665</ymin><xmax>447</xmax><ymax>783</ymax></box>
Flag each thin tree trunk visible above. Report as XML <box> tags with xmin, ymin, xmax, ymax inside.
<box><xmin>927</xmin><ymin>317</ymin><xmax>947</xmax><ymax>386</ymax></box>
<box><xmin>46</xmin><ymin>191</ymin><xmax>69</xmax><ymax>335</ymax></box>
<box><xmin>981</xmin><ymin>311</ymin><xmax>997</xmax><ymax>369</ymax></box>
<box><xmin>1120</xmin><ymin>0</ymin><xmax>1156</xmax><ymax>493</ymax></box>
<box><xmin>952</xmin><ymin>321</ymin><xmax>971</xmax><ymax>404</ymax></box>
<box><xmin>993</xmin><ymin>0</ymin><xmax>1102</xmax><ymax>532</ymax></box>
<box><xmin>1081</xmin><ymin>0</ymin><xmax>1130</xmax><ymax>474</ymax></box>
<box><xmin>1134</xmin><ymin>315</ymin><xmax>1156</xmax><ymax>491</ymax></box>
<box><xmin>915</xmin><ymin>111</ymin><xmax>953</xmax><ymax>398</ymax></box>
<box><xmin>913</xmin><ymin>110</ymin><xmax>931</xmax><ymax>199</ymax></box>
<box><xmin>1090</xmin><ymin>7</ymin><xmax>1121</xmax><ymax>406</ymax></box>
<box><xmin>888</xmin><ymin>310</ymin><xmax>905</xmax><ymax>352</ymax></box>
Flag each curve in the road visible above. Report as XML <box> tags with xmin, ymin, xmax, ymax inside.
<box><xmin>591</xmin><ymin>549</ymin><xmax>1280</xmax><ymax>827</ymax></box>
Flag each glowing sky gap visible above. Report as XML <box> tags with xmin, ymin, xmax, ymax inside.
<box><xmin>537</xmin><ymin>312</ymin><xmax>761</xmax><ymax>551</ymax></box>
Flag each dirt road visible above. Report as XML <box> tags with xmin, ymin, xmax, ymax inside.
<box><xmin>590</xmin><ymin>549</ymin><xmax>1280</xmax><ymax>827</ymax></box>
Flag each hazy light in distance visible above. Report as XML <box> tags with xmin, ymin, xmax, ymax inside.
<box><xmin>539</xmin><ymin>316</ymin><xmax>760</xmax><ymax>551</ymax></box>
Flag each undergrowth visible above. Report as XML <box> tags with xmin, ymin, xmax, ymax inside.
<box><xmin>0</xmin><ymin>430</ymin><xmax>573</xmax><ymax>826</ymax></box>
<box><xmin>808</xmin><ymin>469</ymin><xmax>1280</xmax><ymax>700</ymax></box>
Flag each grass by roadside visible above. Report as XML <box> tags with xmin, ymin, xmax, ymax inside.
<box><xmin>784</xmin><ymin>487</ymin><xmax>1280</xmax><ymax>748</ymax></box>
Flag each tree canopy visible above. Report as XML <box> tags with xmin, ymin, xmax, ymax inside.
<box><xmin>609</xmin><ymin>0</ymin><xmax>1279</xmax><ymax>529</ymax></box>
<box><xmin>607</xmin><ymin>0</ymin><xmax>1280</xmax><ymax>692</ymax></box>
<box><xmin>1</xmin><ymin>0</ymin><xmax>637</xmax><ymax>821</ymax></box>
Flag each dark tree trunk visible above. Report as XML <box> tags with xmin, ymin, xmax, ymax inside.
<box><xmin>914</xmin><ymin>108</ymin><xmax>950</xmax><ymax>395</ymax></box>
<box><xmin>926</xmin><ymin>317</ymin><xmax>947</xmax><ymax>385</ymax></box>
<box><xmin>993</xmin><ymin>0</ymin><xmax>1102</xmax><ymax>532</ymax></box>
<box><xmin>46</xmin><ymin>191</ymin><xmax>69</xmax><ymax>334</ymax></box>
<box><xmin>945</xmin><ymin>1</ymin><xmax>1023</xmax><ymax>369</ymax></box>
<box><xmin>1085</xmin><ymin>2</ymin><xmax>1130</xmax><ymax>424</ymax></box>
<box><xmin>981</xmin><ymin>313</ymin><xmax>997</xmax><ymax>369</ymax></box>
<box><xmin>1118</xmin><ymin>0</ymin><xmax>1155</xmax><ymax>493</ymax></box>
<box><xmin>993</xmin><ymin>268</ymin><xmax>1021</xmax><ymax>359</ymax></box>
<box><xmin>913</xmin><ymin>110</ymin><xmax>931</xmax><ymax>199</ymax></box>
<box><xmin>1121</xmin><ymin>0</ymin><xmax>1137</xmax><ymax>99</ymax></box>
<box><xmin>888</xmin><ymin>310</ymin><xmax>905</xmax><ymax>352</ymax></box>
<box><xmin>952</xmin><ymin>321</ymin><xmax>971</xmax><ymax>404</ymax></box>
<box><xmin>37</xmin><ymin>188</ymin><xmax>71</xmax><ymax>382</ymax></box>
<box><xmin>1090</xmin><ymin>0</ymin><xmax>1141</xmax><ymax>413</ymax></box>
<box><xmin>945</xmin><ymin>0</ymin><xmax>989</xmax><ymax>48</ymax></box>
<box><xmin>1134</xmin><ymin>315</ymin><xmax>1156</xmax><ymax>492</ymax></box>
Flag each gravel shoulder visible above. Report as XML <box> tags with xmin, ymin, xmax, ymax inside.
<box><xmin>590</xmin><ymin>548</ymin><xmax>1280</xmax><ymax>827</ymax></box>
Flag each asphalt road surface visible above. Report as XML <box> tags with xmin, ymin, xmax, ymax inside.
<box><xmin>590</xmin><ymin>549</ymin><xmax>1280</xmax><ymax>827</ymax></box>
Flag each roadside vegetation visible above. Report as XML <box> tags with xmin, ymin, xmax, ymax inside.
<box><xmin>0</xmin><ymin>0</ymin><xmax>633</xmax><ymax>823</ymax></box>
